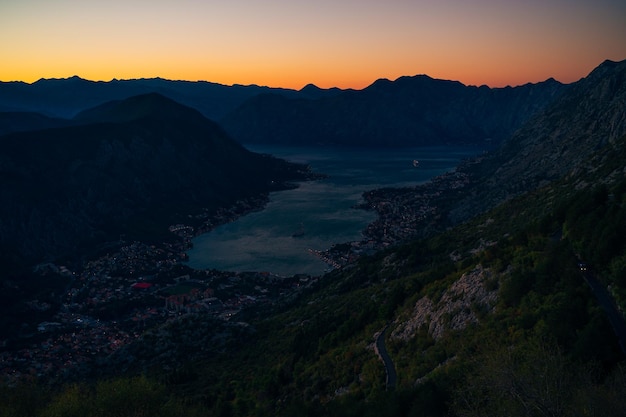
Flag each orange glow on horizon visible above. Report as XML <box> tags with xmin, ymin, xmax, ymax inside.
<box><xmin>1</xmin><ymin>0</ymin><xmax>625</xmax><ymax>90</ymax></box>
<box><xmin>0</xmin><ymin>56</ymin><xmax>614</xmax><ymax>91</ymax></box>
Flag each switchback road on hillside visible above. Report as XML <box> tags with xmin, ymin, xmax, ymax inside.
<box><xmin>375</xmin><ymin>325</ymin><xmax>397</xmax><ymax>390</ymax></box>
<box><xmin>582</xmin><ymin>267</ymin><xmax>626</xmax><ymax>355</ymax></box>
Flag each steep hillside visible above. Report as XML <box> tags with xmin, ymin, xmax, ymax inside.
<box><xmin>220</xmin><ymin>75</ymin><xmax>566</xmax><ymax>147</ymax></box>
<box><xmin>448</xmin><ymin>59</ymin><xmax>626</xmax><ymax>223</ymax></box>
<box><xmin>0</xmin><ymin>93</ymin><xmax>312</xmax><ymax>269</ymax></box>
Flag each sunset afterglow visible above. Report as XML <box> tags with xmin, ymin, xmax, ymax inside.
<box><xmin>1</xmin><ymin>0</ymin><xmax>625</xmax><ymax>89</ymax></box>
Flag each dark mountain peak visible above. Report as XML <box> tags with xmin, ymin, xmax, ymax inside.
<box><xmin>33</xmin><ymin>75</ymin><xmax>90</xmax><ymax>85</ymax></box>
<box><xmin>401</xmin><ymin>74</ymin><xmax>466</xmax><ymax>88</ymax></box>
<box><xmin>524</xmin><ymin>77</ymin><xmax>562</xmax><ymax>87</ymax></box>
<box><xmin>366</xmin><ymin>77</ymin><xmax>393</xmax><ymax>89</ymax></box>
<box><xmin>298</xmin><ymin>83</ymin><xmax>344</xmax><ymax>99</ymax></box>
<box><xmin>111</xmin><ymin>91</ymin><xmax>178</xmax><ymax>107</ymax></box>
<box><xmin>585</xmin><ymin>58</ymin><xmax>626</xmax><ymax>80</ymax></box>
<box><xmin>365</xmin><ymin>74</ymin><xmax>465</xmax><ymax>94</ymax></box>
<box><xmin>400</xmin><ymin>74</ymin><xmax>434</xmax><ymax>82</ymax></box>
<box><xmin>73</xmin><ymin>92</ymin><xmax>208</xmax><ymax>125</ymax></box>
<box><xmin>300</xmin><ymin>83</ymin><xmax>321</xmax><ymax>92</ymax></box>
<box><xmin>512</xmin><ymin>77</ymin><xmax>564</xmax><ymax>91</ymax></box>
<box><xmin>360</xmin><ymin>74</ymin><xmax>467</xmax><ymax>101</ymax></box>
<box><xmin>598</xmin><ymin>58</ymin><xmax>621</xmax><ymax>68</ymax></box>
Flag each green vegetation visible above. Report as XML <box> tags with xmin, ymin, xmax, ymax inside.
<box><xmin>0</xmin><ymin>376</ymin><xmax>210</xmax><ymax>417</ymax></box>
<box><xmin>4</xmin><ymin>159</ymin><xmax>625</xmax><ymax>416</ymax></box>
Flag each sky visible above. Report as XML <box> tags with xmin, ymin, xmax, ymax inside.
<box><xmin>1</xmin><ymin>0</ymin><xmax>625</xmax><ymax>89</ymax></box>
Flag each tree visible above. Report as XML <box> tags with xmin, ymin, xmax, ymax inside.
<box><xmin>452</xmin><ymin>339</ymin><xmax>583</xmax><ymax>417</ymax></box>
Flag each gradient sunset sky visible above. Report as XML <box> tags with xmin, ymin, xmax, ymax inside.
<box><xmin>2</xmin><ymin>0</ymin><xmax>625</xmax><ymax>89</ymax></box>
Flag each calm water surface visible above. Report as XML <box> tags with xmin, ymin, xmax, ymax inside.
<box><xmin>186</xmin><ymin>145</ymin><xmax>481</xmax><ymax>276</ymax></box>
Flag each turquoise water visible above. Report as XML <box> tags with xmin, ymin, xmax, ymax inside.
<box><xmin>186</xmin><ymin>145</ymin><xmax>481</xmax><ymax>276</ymax></box>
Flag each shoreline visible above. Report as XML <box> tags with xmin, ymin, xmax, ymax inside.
<box><xmin>182</xmin><ymin>152</ymin><xmax>481</xmax><ymax>275</ymax></box>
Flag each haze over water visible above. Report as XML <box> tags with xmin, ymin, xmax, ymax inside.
<box><xmin>186</xmin><ymin>145</ymin><xmax>482</xmax><ymax>276</ymax></box>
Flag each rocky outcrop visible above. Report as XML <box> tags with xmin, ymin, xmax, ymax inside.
<box><xmin>391</xmin><ymin>265</ymin><xmax>498</xmax><ymax>341</ymax></box>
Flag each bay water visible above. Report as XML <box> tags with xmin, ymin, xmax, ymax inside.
<box><xmin>186</xmin><ymin>145</ymin><xmax>481</xmax><ymax>276</ymax></box>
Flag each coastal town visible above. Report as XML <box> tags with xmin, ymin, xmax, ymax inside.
<box><xmin>1</xmin><ymin>165</ymin><xmax>473</xmax><ymax>385</ymax></box>
<box><xmin>1</xmin><ymin>236</ymin><xmax>320</xmax><ymax>383</ymax></box>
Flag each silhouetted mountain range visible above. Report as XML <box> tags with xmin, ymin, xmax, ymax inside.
<box><xmin>1</xmin><ymin>73</ymin><xmax>566</xmax><ymax>148</ymax></box>
<box><xmin>0</xmin><ymin>93</ymin><xmax>312</xmax><ymax>269</ymax></box>
<box><xmin>0</xmin><ymin>76</ymin><xmax>341</xmax><ymax>121</ymax></box>
<box><xmin>220</xmin><ymin>75</ymin><xmax>567</xmax><ymax>147</ymax></box>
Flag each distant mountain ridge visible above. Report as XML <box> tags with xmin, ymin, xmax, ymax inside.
<box><xmin>0</xmin><ymin>93</ymin><xmax>312</xmax><ymax>269</ymax></box>
<box><xmin>1</xmin><ymin>73</ymin><xmax>566</xmax><ymax>148</ymax></box>
<box><xmin>0</xmin><ymin>76</ymin><xmax>342</xmax><ymax>121</ymax></box>
<box><xmin>220</xmin><ymin>74</ymin><xmax>567</xmax><ymax>147</ymax></box>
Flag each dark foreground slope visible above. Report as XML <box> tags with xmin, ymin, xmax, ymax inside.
<box><xmin>0</xmin><ymin>93</ymin><xmax>312</xmax><ymax>270</ymax></box>
<box><xmin>220</xmin><ymin>74</ymin><xmax>566</xmax><ymax>147</ymax></box>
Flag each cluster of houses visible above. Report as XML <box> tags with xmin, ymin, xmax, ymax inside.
<box><xmin>2</xmin><ymin>235</ymin><xmax>321</xmax><ymax>384</ymax></box>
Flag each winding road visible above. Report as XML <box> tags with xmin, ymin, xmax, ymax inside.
<box><xmin>374</xmin><ymin>325</ymin><xmax>397</xmax><ymax>390</ymax></box>
<box><xmin>370</xmin><ymin>262</ymin><xmax>626</xmax><ymax>391</ymax></box>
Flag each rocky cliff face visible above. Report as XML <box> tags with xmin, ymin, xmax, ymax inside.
<box><xmin>392</xmin><ymin>265</ymin><xmax>499</xmax><ymax>342</ymax></box>
<box><xmin>220</xmin><ymin>75</ymin><xmax>567</xmax><ymax>147</ymax></box>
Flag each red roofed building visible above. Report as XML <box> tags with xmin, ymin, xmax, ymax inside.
<box><xmin>131</xmin><ymin>282</ymin><xmax>152</xmax><ymax>289</ymax></box>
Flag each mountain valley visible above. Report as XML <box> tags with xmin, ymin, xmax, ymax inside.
<box><xmin>1</xmin><ymin>59</ymin><xmax>626</xmax><ymax>417</ymax></box>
